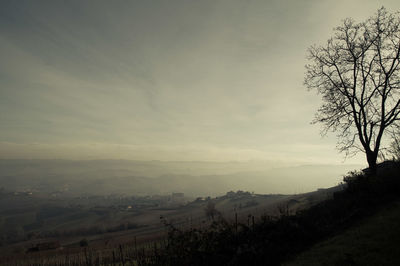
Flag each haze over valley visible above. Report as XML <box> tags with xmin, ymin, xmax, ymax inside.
<box><xmin>0</xmin><ymin>159</ymin><xmax>361</xmax><ymax>197</ymax></box>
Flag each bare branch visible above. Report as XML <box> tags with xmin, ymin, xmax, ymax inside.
<box><xmin>305</xmin><ymin>7</ymin><xmax>400</xmax><ymax>170</ymax></box>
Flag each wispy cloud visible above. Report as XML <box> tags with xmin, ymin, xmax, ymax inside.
<box><xmin>1</xmin><ymin>0</ymin><xmax>397</xmax><ymax>163</ymax></box>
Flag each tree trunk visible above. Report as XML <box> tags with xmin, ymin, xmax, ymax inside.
<box><xmin>366</xmin><ymin>150</ymin><xmax>378</xmax><ymax>174</ymax></box>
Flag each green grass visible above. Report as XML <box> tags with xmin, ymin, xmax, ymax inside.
<box><xmin>285</xmin><ymin>201</ymin><xmax>400</xmax><ymax>266</ymax></box>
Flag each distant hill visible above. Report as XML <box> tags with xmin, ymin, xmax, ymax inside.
<box><xmin>0</xmin><ymin>159</ymin><xmax>362</xmax><ymax>196</ymax></box>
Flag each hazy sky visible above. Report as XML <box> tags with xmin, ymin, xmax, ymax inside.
<box><xmin>1</xmin><ymin>0</ymin><xmax>399</xmax><ymax>164</ymax></box>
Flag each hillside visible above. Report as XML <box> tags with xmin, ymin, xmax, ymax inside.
<box><xmin>285</xmin><ymin>201</ymin><xmax>400</xmax><ymax>265</ymax></box>
<box><xmin>1</xmin><ymin>161</ymin><xmax>398</xmax><ymax>265</ymax></box>
<box><xmin>0</xmin><ymin>186</ymin><xmax>336</xmax><ymax>260</ymax></box>
<box><xmin>0</xmin><ymin>184</ymin><xmax>341</xmax><ymax>265</ymax></box>
<box><xmin>122</xmin><ymin>161</ymin><xmax>400</xmax><ymax>266</ymax></box>
<box><xmin>140</xmin><ymin>161</ymin><xmax>400</xmax><ymax>266</ymax></box>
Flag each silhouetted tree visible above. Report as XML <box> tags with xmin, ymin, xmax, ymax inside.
<box><xmin>305</xmin><ymin>7</ymin><xmax>400</xmax><ymax>171</ymax></box>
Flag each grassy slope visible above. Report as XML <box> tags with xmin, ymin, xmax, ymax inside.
<box><xmin>285</xmin><ymin>201</ymin><xmax>400</xmax><ymax>266</ymax></box>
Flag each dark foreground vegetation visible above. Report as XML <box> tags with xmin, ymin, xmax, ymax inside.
<box><xmin>2</xmin><ymin>161</ymin><xmax>399</xmax><ymax>266</ymax></box>
<box><xmin>148</xmin><ymin>161</ymin><xmax>400</xmax><ymax>266</ymax></box>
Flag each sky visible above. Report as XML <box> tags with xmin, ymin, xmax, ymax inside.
<box><xmin>1</xmin><ymin>0</ymin><xmax>399</xmax><ymax>165</ymax></box>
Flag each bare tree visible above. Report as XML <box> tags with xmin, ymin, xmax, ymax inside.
<box><xmin>305</xmin><ymin>7</ymin><xmax>400</xmax><ymax>172</ymax></box>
